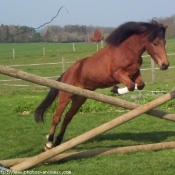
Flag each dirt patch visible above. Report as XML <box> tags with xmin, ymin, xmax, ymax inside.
<box><xmin>22</xmin><ymin>111</ymin><xmax>30</xmax><ymax>115</ymax></box>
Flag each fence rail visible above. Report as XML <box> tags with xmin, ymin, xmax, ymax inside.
<box><xmin>0</xmin><ymin>52</ymin><xmax>175</xmax><ymax>84</ymax></box>
<box><xmin>4</xmin><ymin>52</ymin><xmax>175</xmax><ymax>68</ymax></box>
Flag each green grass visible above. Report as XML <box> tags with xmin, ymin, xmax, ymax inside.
<box><xmin>1</xmin><ymin>99</ymin><xmax>175</xmax><ymax>175</ymax></box>
<box><xmin>1</xmin><ymin>41</ymin><xmax>175</xmax><ymax>174</ymax></box>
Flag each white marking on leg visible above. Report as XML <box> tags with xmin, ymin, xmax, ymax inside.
<box><xmin>46</xmin><ymin>141</ymin><xmax>53</xmax><ymax>149</ymax></box>
<box><xmin>118</xmin><ymin>84</ymin><xmax>138</xmax><ymax>94</ymax></box>
<box><xmin>46</xmin><ymin>134</ymin><xmax>49</xmax><ymax>140</ymax></box>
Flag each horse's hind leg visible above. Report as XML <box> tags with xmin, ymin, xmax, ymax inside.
<box><xmin>54</xmin><ymin>96</ymin><xmax>87</xmax><ymax>146</ymax></box>
<box><xmin>45</xmin><ymin>92</ymin><xmax>72</xmax><ymax>150</ymax></box>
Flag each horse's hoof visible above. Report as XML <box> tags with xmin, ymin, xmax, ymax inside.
<box><xmin>44</xmin><ymin>145</ymin><xmax>51</xmax><ymax>151</ymax></box>
<box><xmin>110</xmin><ymin>86</ymin><xmax>119</xmax><ymax>93</ymax></box>
<box><xmin>44</xmin><ymin>141</ymin><xmax>53</xmax><ymax>151</ymax></box>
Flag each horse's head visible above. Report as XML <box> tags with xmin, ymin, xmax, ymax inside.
<box><xmin>145</xmin><ymin>23</ymin><xmax>169</xmax><ymax>70</ymax></box>
<box><xmin>146</xmin><ymin>36</ymin><xmax>168</xmax><ymax>70</ymax></box>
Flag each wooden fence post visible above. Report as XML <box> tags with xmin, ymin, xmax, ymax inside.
<box><xmin>43</xmin><ymin>46</ymin><xmax>45</xmax><ymax>56</ymax></box>
<box><xmin>151</xmin><ymin>58</ymin><xmax>155</xmax><ymax>83</ymax></box>
<box><xmin>72</xmin><ymin>43</ymin><xmax>75</xmax><ymax>52</ymax></box>
<box><xmin>96</xmin><ymin>43</ymin><xmax>99</xmax><ymax>51</ymax></box>
<box><xmin>12</xmin><ymin>49</ymin><xmax>15</xmax><ymax>59</ymax></box>
<box><xmin>62</xmin><ymin>56</ymin><xmax>66</xmax><ymax>73</ymax></box>
<box><xmin>101</xmin><ymin>40</ymin><xmax>104</xmax><ymax>48</ymax></box>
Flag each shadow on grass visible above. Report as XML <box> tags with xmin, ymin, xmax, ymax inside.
<box><xmin>5</xmin><ymin>131</ymin><xmax>175</xmax><ymax>162</ymax></box>
<box><xmin>2</xmin><ymin>131</ymin><xmax>174</xmax><ymax>169</ymax></box>
<box><xmin>4</xmin><ymin>148</ymin><xmax>44</xmax><ymax>161</ymax></box>
<box><xmin>48</xmin><ymin>131</ymin><xmax>175</xmax><ymax>166</ymax></box>
<box><xmin>85</xmin><ymin>131</ymin><xmax>175</xmax><ymax>146</ymax></box>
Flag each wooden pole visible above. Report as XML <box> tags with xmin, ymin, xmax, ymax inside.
<box><xmin>10</xmin><ymin>90</ymin><xmax>175</xmax><ymax>171</ymax></box>
<box><xmin>1</xmin><ymin>141</ymin><xmax>175</xmax><ymax>168</ymax></box>
<box><xmin>0</xmin><ymin>65</ymin><xmax>174</xmax><ymax>122</ymax></box>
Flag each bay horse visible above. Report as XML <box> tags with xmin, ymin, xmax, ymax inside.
<box><xmin>35</xmin><ymin>20</ymin><xmax>169</xmax><ymax>150</ymax></box>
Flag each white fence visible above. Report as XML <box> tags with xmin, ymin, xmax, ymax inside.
<box><xmin>1</xmin><ymin>53</ymin><xmax>175</xmax><ymax>86</ymax></box>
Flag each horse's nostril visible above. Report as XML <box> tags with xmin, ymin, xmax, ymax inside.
<box><xmin>161</xmin><ymin>63</ymin><xmax>169</xmax><ymax>70</ymax></box>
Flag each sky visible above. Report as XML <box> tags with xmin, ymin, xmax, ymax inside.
<box><xmin>0</xmin><ymin>0</ymin><xmax>175</xmax><ymax>28</ymax></box>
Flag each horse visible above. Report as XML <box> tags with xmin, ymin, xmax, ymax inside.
<box><xmin>34</xmin><ymin>20</ymin><xmax>169</xmax><ymax>150</ymax></box>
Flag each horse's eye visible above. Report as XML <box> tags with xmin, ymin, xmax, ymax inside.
<box><xmin>153</xmin><ymin>42</ymin><xmax>158</xmax><ymax>46</ymax></box>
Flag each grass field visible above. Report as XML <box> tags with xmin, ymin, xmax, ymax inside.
<box><xmin>1</xmin><ymin>41</ymin><xmax>175</xmax><ymax>174</ymax></box>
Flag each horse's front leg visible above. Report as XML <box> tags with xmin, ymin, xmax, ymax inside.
<box><xmin>132</xmin><ymin>69</ymin><xmax>145</xmax><ymax>90</ymax></box>
<box><xmin>111</xmin><ymin>69</ymin><xmax>135</xmax><ymax>93</ymax></box>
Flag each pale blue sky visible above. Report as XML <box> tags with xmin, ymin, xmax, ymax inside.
<box><xmin>0</xmin><ymin>0</ymin><xmax>175</xmax><ymax>28</ymax></box>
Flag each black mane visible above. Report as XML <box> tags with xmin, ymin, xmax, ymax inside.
<box><xmin>105</xmin><ymin>20</ymin><xmax>166</xmax><ymax>46</ymax></box>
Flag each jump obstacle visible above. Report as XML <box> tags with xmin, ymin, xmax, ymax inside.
<box><xmin>1</xmin><ymin>141</ymin><xmax>175</xmax><ymax>168</ymax></box>
<box><xmin>0</xmin><ymin>65</ymin><xmax>175</xmax><ymax>171</ymax></box>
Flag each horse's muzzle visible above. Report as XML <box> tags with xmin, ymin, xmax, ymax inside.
<box><xmin>160</xmin><ymin>63</ymin><xmax>169</xmax><ymax>70</ymax></box>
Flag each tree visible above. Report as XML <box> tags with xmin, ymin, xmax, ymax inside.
<box><xmin>157</xmin><ymin>15</ymin><xmax>175</xmax><ymax>39</ymax></box>
<box><xmin>91</xmin><ymin>29</ymin><xmax>104</xmax><ymax>51</ymax></box>
<box><xmin>0</xmin><ymin>24</ymin><xmax>10</xmax><ymax>42</ymax></box>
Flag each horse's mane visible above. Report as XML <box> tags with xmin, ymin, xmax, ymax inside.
<box><xmin>105</xmin><ymin>20</ymin><xmax>166</xmax><ymax>46</ymax></box>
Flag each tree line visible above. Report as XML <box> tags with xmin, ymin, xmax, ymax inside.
<box><xmin>42</xmin><ymin>25</ymin><xmax>113</xmax><ymax>43</ymax></box>
<box><xmin>0</xmin><ymin>15</ymin><xmax>175</xmax><ymax>43</ymax></box>
<box><xmin>0</xmin><ymin>24</ymin><xmax>113</xmax><ymax>43</ymax></box>
<box><xmin>0</xmin><ymin>25</ymin><xmax>41</xmax><ymax>43</ymax></box>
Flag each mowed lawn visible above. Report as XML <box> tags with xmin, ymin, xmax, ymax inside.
<box><xmin>0</xmin><ymin>41</ymin><xmax>175</xmax><ymax>174</ymax></box>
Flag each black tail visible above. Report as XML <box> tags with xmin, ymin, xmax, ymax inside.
<box><xmin>34</xmin><ymin>75</ymin><xmax>63</xmax><ymax>123</ymax></box>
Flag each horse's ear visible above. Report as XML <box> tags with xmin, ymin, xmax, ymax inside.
<box><xmin>165</xmin><ymin>25</ymin><xmax>168</xmax><ymax>29</ymax></box>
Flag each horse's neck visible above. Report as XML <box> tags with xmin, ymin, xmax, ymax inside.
<box><xmin>123</xmin><ymin>35</ymin><xmax>147</xmax><ymax>57</ymax></box>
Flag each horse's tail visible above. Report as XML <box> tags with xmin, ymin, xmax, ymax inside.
<box><xmin>34</xmin><ymin>74</ymin><xmax>63</xmax><ymax>123</ymax></box>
